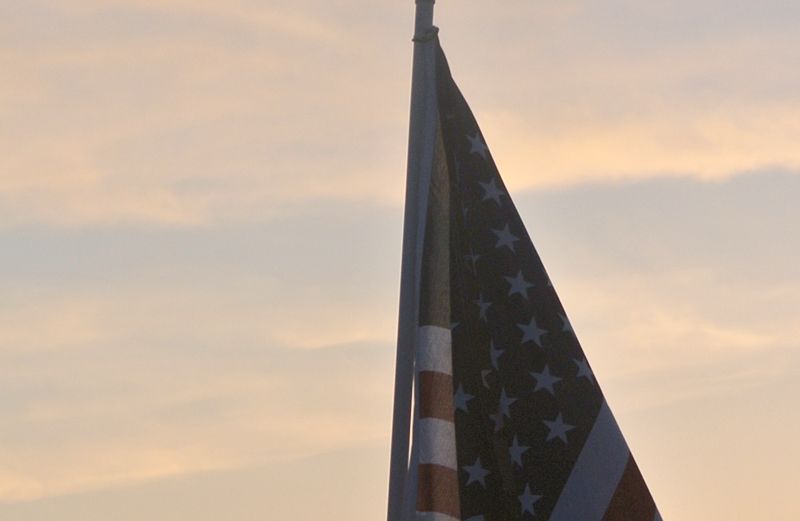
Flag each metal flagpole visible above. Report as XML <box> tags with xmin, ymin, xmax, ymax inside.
<box><xmin>387</xmin><ymin>2</ymin><xmax>437</xmax><ymax>521</ymax></box>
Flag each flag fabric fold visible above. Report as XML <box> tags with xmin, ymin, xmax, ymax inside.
<box><xmin>400</xmin><ymin>38</ymin><xmax>661</xmax><ymax>521</ymax></box>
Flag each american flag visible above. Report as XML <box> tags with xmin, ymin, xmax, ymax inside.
<box><xmin>401</xmin><ymin>39</ymin><xmax>662</xmax><ymax>521</ymax></box>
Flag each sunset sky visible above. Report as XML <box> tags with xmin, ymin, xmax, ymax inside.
<box><xmin>2</xmin><ymin>1</ymin><xmax>799</xmax><ymax>519</ymax></box>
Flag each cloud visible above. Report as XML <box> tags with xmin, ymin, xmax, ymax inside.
<box><xmin>1</xmin><ymin>0</ymin><xmax>405</xmax><ymax>227</ymax></box>
<box><xmin>0</xmin><ymin>445</ymin><xmax>390</xmax><ymax>520</ymax></box>
<box><xmin>0</xmin><ymin>171</ymin><xmax>796</xmax><ymax>510</ymax></box>
<box><xmin>0</xmin><ymin>179</ymin><xmax>795</xmax><ymax>521</ymax></box>
<box><xmin>0</xmin><ymin>208</ymin><xmax>400</xmax><ymax>500</ymax></box>
<box><xmin>0</xmin><ymin>297</ymin><xmax>104</xmax><ymax>354</ymax></box>
<box><xmin>0</xmin><ymin>330</ymin><xmax>394</xmax><ymax>502</ymax></box>
<box><xmin>3</xmin><ymin>0</ymin><xmax>800</xmax><ymax>227</ymax></box>
<box><xmin>511</xmin><ymin>171</ymin><xmax>800</xmax><ymax>416</ymax></box>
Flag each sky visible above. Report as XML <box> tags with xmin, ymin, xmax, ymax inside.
<box><xmin>1</xmin><ymin>0</ymin><xmax>799</xmax><ymax>519</ymax></box>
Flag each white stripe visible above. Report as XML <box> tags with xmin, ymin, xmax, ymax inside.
<box><xmin>550</xmin><ymin>400</ymin><xmax>630</xmax><ymax>521</ymax></box>
<box><xmin>417</xmin><ymin>418</ymin><xmax>457</xmax><ymax>469</ymax></box>
<box><xmin>653</xmin><ymin>510</ymin><xmax>663</xmax><ymax>521</ymax></box>
<box><xmin>416</xmin><ymin>326</ymin><xmax>452</xmax><ymax>375</ymax></box>
<box><xmin>415</xmin><ymin>512</ymin><xmax>459</xmax><ymax>521</ymax></box>
<box><xmin>401</xmin><ymin>327</ymin><xmax>452</xmax><ymax>521</ymax></box>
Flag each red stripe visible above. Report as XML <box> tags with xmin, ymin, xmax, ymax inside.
<box><xmin>419</xmin><ymin>371</ymin><xmax>455</xmax><ymax>421</ymax></box>
<box><xmin>416</xmin><ymin>463</ymin><xmax>461</xmax><ymax>518</ymax></box>
<box><xmin>601</xmin><ymin>455</ymin><xmax>656</xmax><ymax>521</ymax></box>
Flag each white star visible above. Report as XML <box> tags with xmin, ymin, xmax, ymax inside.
<box><xmin>518</xmin><ymin>317</ymin><xmax>547</xmax><ymax>346</ymax></box>
<box><xmin>559</xmin><ymin>313</ymin><xmax>573</xmax><ymax>333</ymax></box>
<box><xmin>492</xmin><ymin>224</ymin><xmax>519</xmax><ymax>252</ymax></box>
<box><xmin>530</xmin><ymin>364</ymin><xmax>562</xmax><ymax>395</ymax></box>
<box><xmin>543</xmin><ymin>412</ymin><xmax>575</xmax><ymax>443</ymax></box>
<box><xmin>454</xmin><ymin>383</ymin><xmax>474</xmax><ymax>413</ymax></box>
<box><xmin>505</xmin><ymin>271</ymin><xmax>534</xmax><ymax>300</ymax></box>
<box><xmin>489</xmin><ymin>340</ymin><xmax>505</xmax><ymax>370</ymax></box>
<box><xmin>508</xmin><ymin>435</ymin><xmax>530</xmax><ymax>467</ymax></box>
<box><xmin>498</xmin><ymin>387</ymin><xmax>516</xmax><ymax>419</ymax></box>
<box><xmin>467</xmin><ymin>133</ymin><xmax>489</xmax><ymax>159</ymax></box>
<box><xmin>479</xmin><ymin>179</ymin><xmax>504</xmax><ymax>205</ymax></box>
<box><xmin>463</xmin><ymin>457</ymin><xmax>490</xmax><ymax>487</ymax></box>
<box><xmin>518</xmin><ymin>484</ymin><xmax>542</xmax><ymax>516</ymax></box>
<box><xmin>574</xmin><ymin>357</ymin><xmax>595</xmax><ymax>384</ymax></box>
<box><xmin>474</xmin><ymin>294</ymin><xmax>491</xmax><ymax>321</ymax></box>
<box><xmin>464</xmin><ymin>248</ymin><xmax>480</xmax><ymax>273</ymax></box>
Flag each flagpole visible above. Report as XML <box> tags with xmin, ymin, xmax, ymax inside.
<box><xmin>388</xmin><ymin>1</ymin><xmax>436</xmax><ymax>521</ymax></box>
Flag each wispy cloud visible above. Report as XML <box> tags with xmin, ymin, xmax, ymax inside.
<box><xmin>0</xmin><ymin>330</ymin><xmax>393</xmax><ymax>501</ymax></box>
<box><xmin>1</xmin><ymin>172</ymin><xmax>797</xmax><ymax>504</ymax></box>
<box><xmin>4</xmin><ymin>1</ymin><xmax>800</xmax><ymax>227</ymax></box>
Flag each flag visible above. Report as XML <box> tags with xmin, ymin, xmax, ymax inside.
<box><xmin>400</xmin><ymin>37</ymin><xmax>662</xmax><ymax>521</ymax></box>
